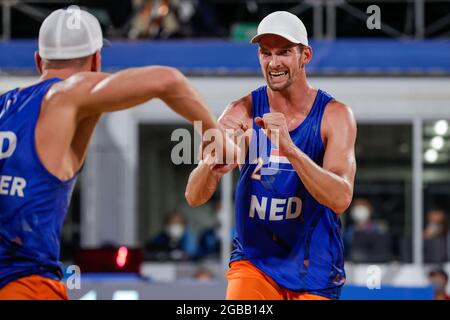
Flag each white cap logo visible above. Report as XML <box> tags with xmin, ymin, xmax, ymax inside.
<box><xmin>66</xmin><ymin>5</ymin><xmax>81</xmax><ymax>30</ymax></box>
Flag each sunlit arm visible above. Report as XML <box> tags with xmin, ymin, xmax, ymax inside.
<box><xmin>284</xmin><ymin>102</ymin><xmax>357</xmax><ymax>214</ymax></box>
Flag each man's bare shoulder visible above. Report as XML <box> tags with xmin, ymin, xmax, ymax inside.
<box><xmin>323</xmin><ymin>99</ymin><xmax>356</xmax><ymax>128</ymax></box>
<box><xmin>45</xmin><ymin>72</ymin><xmax>109</xmax><ymax>104</ymax></box>
<box><xmin>230</xmin><ymin>94</ymin><xmax>252</xmax><ymax>110</ymax></box>
<box><xmin>219</xmin><ymin>94</ymin><xmax>252</xmax><ymax>122</ymax></box>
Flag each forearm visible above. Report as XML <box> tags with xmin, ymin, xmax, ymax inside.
<box><xmin>285</xmin><ymin>144</ymin><xmax>353</xmax><ymax>214</ymax></box>
<box><xmin>159</xmin><ymin>71</ymin><xmax>218</xmax><ymax>134</ymax></box>
<box><xmin>78</xmin><ymin>67</ymin><xmax>218</xmax><ymax>133</ymax></box>
<box><xmin>185</xmin><ymin>162</ymin><xmax>222</xmax><ymax>207</ymax></box>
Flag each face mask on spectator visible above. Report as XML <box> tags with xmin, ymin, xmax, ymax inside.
<box><xmin>167</xmin><ymin>223</ymin><xmax>185</xmax><ymax>240</ymax></box>
<box><xmin>351</xmin><ymin>205</ymin><xmax>370</xmax><ymax>223</ymax></box>
<box><xmin>427</xmin><ymin>223</ymin><xmax>443</xmax><ymax>237</ymax></box>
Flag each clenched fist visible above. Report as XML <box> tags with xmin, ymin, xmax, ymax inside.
<box><xmin>255</xmin><ymin>113</ymin><xmax>295</xmax><ymax>154</ymax></box>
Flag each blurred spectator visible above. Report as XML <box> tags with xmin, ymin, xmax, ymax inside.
<box><xmin>145</xmin><ymin>211</ymin><xmax>196</xmax><ymax>261</ymax></box>
<box><xmin>128</xmin><ymin>0</ymin><xmax>174</xmax><ymax>39</ymax></box>
<box><xmin>127</xmin><ymin>0</ymin><xmax>221</xmax><ymax>39</ymax></box>
<box><xmin>196</xmin><ymin>200</ymin><xmax>222</xmax><ymax>260</ymax></box>
<box><xmin>344</xmin><ymin>198</ymin><xmax>392</xmax><ymax>262</ymax></box>
<box><xmin>195</xmin><ymin>198</ymin><xmax>236</xmax><ymax>260</ymax></box>
<box><xmin>193</xmin><ymin>266</ymin><xmax>215</xmax><ymax>282</ymax></box>
<box><xmin>424</xmin><ymin>209</ymin><xmax>448</xmax><ymax>239</ymax></box>
<box><xmin>424</xmin><ymin>208</ymin><xmax>449</xmax><ymax>263</ymax></box>
<box><xmin>428</xmin><ymin>269</ymin><xmax>450</xmax><ymax>300</ymax></box>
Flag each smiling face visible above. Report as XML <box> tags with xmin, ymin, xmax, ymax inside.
<box><xmin>258</xmin><ymin>34</ymin><xmax>311</xmax><ymax>91</ymax></box>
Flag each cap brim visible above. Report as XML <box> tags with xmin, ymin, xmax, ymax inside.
<box><xmin>250</xmin><ymin>32</ymin><xmax>302</xmax><ymax>45</ymax></box>
<box><xmin>102</xmin><ymin>38</ymin><xmax>112</xmax><ymax>48</ymax></box>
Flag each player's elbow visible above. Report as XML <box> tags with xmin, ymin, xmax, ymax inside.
<box><xmin>331</xmin><ymin>186</ymin><xmax>353</xmax><ymax>215</ymax></box>
<box><xmin>185</xmin><ymin>190</ymin><xmax>204</xmax><ymax>208</ymax></box>
<box><xmin>332</xmin><ymin>198</ymin><xmax>351</xmax><ymax>215</ymax></box>
<box><xmin>157</xmin><ymin>67</ymin><xmax>186</xmax><ymax>96</ymax></box>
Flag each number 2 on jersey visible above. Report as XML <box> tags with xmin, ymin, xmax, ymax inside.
<box><xmin>251</xmin><ymin>157</ymin><xmax>264</xmax><ymax>180</ymax></box>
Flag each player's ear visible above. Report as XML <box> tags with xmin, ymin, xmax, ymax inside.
<box><xmin>301</xmin><ymin>46</ymin><xmax>313</xmax><ymax>66</ymax></box>
<box><xmin>91</xmin><ymin>51</ymin><xmax>101</xmax><ymax>72</ymax></box>
<box><xmin>34</xmin><ymin>51</ymin><xmax>43</xmax><ymax>75</ymax></box>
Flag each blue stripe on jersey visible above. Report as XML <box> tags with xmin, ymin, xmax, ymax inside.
<box><xmin>230</xmin><ymin>86</ymin><xmax>345</xmax><ymax>300</ymax></box>
<box><xmin>0</xmin><ymin>78</ymin><xmax>78</xmax><ymax>288</ymax></box>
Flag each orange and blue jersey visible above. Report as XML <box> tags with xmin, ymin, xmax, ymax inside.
<box><xmin>0</xmin><ymin>78</ymin><xmax>78</xmax><ymax>289</ymax></box>
<box><xmin>231</xmin><ymin>86</ymin><xmax>345</xmax><ymax>300</ymax></box>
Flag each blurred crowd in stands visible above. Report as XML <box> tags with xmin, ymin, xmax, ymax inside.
<box><xmin>144</xmin><ymin>202</ymin><xmax>228</xmax><ymax>262</ymax></box>
<box><xmin>8</xmin><ymin>0</ymin><xmax>450</xmax><ymax>40</ymax></box>
<box><xmin>143</xmin><ymin>197</ymin><xmax>450</xmax><ymax>265</ymax></box>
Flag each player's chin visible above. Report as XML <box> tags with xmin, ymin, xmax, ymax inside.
<box><xmin>267</xmin><ymin>81</ymin><xmax>290</xmax><ymax>91</ymax></box>
<box><xmin>266</xmin><ymin>75</ymin><xmax>291</xmax><ymax>91</ymax></box>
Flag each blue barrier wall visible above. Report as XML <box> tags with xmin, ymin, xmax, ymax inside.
<box><xmin>1</xmin><ymin>39</ymin><xmax>450</xmax><ymax>75</ymax></box>
<box><xmin>341</xmin><ymin>285</ymin><xmax>434</xmax><ymax>300</ymax></box>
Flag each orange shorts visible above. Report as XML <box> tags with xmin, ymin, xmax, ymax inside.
<box><xmin>226</xmin><ymin>260</ymin><xmax>330</xmax><ymax>300</ymax></box>
<box><xmin>0</xmin><ymin>275</ymin><xmax>68</xmax><ymax>300</ymax></box>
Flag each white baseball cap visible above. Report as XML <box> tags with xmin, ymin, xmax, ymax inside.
<box><xmin>251</xmin><ymin>11</ymin><xmax>309</xmax><ymax>46</ymax></box>
<box><xmin>39</xmin><ymin>6</ymin><xmax>110</xmax><ymax>60</ymax></box>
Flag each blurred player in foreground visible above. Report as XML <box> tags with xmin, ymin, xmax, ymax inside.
<box><xmin>0</xmin><ymin>7</ymin><xmax>225</xmax><ymax>299</ymax></box>
<box><xmin>185</xmin><ymin>11</ymin><xmax>357</xmax><ymax>300</ymax></box>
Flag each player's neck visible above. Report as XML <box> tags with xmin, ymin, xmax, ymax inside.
<box><xmin>39</xmin><ymin>68</ymin><xmax>82</xmax><ymax>81</ymax></box>
<box><xmin>267</xmin><ymin>75</ymin><xmax>314</xmax><ymax>114</ymax></box>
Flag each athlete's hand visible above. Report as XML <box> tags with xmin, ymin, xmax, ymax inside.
<box><xmin>255</xmin><ymin>113</ymin><xmax>294</xmax><ymax>154</ymax></box>
<box><xmin>220</xmin><ymin>114</ymin><xmax>250</xmax><ymax>163</ymax></box>
<box><xmin>198</xmin><ymin>112</ymin><xmax>248</xmax><ymax>173</ymax></box>
<box><xmin>219</xmin><ymin>115</ymin><xmax>249</xmax><ymax>136</ymax></box>
<box><xmin>199</xmin><ymin>130</ymin><xmax>242</xmax><ymax>174</ymax></box>
<box><xmin>202</xmin><ymin>153</ymin><xmax>237</xmax><ymax>175</ymax></box>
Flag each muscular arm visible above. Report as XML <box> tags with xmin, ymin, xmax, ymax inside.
<box><xmin>185</xmin><ymin>159</ymin><xmax>223</xmax><ymax>207</ymax></box>
<box><xmin>185</xmin><ymin>95</ymin><xmax>252</xmax><ymax>207</ymax></box>
<box><xmin>284</xmin><ymin>102</ymin><xmax>357</xmax><ymax>214</ymax></box>
<box><xmin>48</xmin><ymin>66</ymin><xmax>218</xmax><ymax>133</ymax></box>
<box><xmin>40</xmin><ymin>66</ymin><xmax>219</xmax><ymax>180</ymax></box>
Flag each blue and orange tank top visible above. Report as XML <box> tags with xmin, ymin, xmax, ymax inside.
<box><xmin>231</xmin><ymin>86</ymin><xmax>345</xmax><ymax>299</ymax></box>
<box><xmin>0</xmin><ymin>78</ymin><xmax>78</xmax><ymax>288</ymax></box>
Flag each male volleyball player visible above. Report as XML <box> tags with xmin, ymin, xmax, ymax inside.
<box><xmin>185</xmin><ymin>11</ymin><xmax>357</xmax><ymax>300</ymax></box>
<box><xmin>0</xmin><ymin>7</ymin><xmax>226</xmax><ymax>299</ymax></box>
